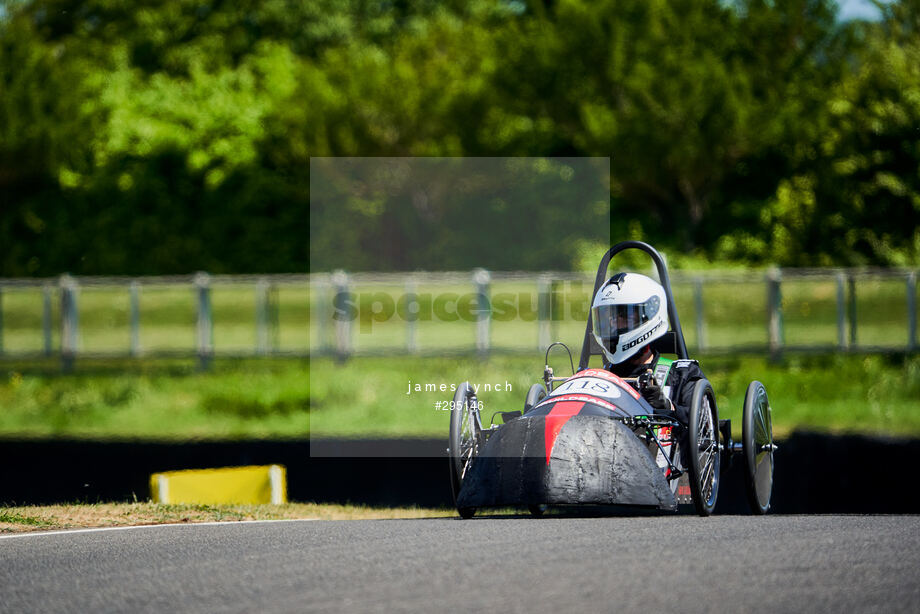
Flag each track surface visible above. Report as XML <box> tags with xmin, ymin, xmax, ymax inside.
<box><xmin>2</xmin><ymin>515</ymin><xmax>918</xmax><ymax>613</ymax></box>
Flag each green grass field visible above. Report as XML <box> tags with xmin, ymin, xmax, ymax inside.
<box><xmin>0</xmin><ymin>352</ymin><xmax>918</xmax><ymax>440</ymax></box>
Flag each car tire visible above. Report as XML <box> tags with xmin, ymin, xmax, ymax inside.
<box><xmin>687</xmin><ymin>379</ymin><xmax>720</xmax><ymax>517</ymax></box>
<box><xmin>524</xmin><ymin>383</ymin><xmax>547</xmax><ymax>413</ymax></box>
<box><xmin>448</xmin><ymin>381</ymin><xmax>480</xmax><ymax>519</ymax></box>
<box><xmin>742</xmin><ymin>380</ymin><xmax>774</xmax><ymax>515</ymax></box>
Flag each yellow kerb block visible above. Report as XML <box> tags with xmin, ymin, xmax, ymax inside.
<box><xmin>150</xmin><ymin>465</ymin><xmax>287</xmax><ymax>505</ymax></box>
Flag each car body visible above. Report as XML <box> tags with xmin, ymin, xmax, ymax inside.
<box><xmin>447</xmin><ymin>241</ymin><xmax>775</xmax><ymax>517</ymax></box>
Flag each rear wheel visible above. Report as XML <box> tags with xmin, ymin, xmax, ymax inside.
<box><xmin>743</xmin><ymin>381</ymin><xmax>774</xmax><ymax>515</ymax></box>
<box><xmin>527</xmin><ymin>504</ymin><xmax>546</xmax><ymax>517</ymax></box>
<box><xmin>448</xmin><ymin>382</ymin><xmax>480</xmax><ymax>518</ymax></box>
<box><xmin>687</xmin><ymin>379</ymin><xmax>720</xmax><ymax>517</ymax></box>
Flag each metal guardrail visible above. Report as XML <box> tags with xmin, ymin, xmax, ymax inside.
<box><xmin>0</xmin><ymin>268</ymin><xmax>916</xmax><ymax>369</ymax></box>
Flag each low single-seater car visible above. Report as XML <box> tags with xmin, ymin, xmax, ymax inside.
<box><xmin>447</xmin><ymin>241</ymin><xmax>776</xmax><ymax>518</ymax></box>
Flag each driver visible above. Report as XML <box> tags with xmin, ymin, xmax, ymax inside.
<box><xmin>590</xmin><ymin>272</ymin><xmax>705</xmax><ymax>423</ymax></box>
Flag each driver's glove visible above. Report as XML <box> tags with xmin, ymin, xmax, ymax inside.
<box><xmin>638</xmin><ymin>371</ymin><xmax>672</xmax><ymax>412</ymax></box>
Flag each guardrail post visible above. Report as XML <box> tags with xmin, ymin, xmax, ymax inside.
<box><xmin>836</xmin><ymin>272</ymin><xmax>847</xmax><ymax>350</ymax></box>
<box><xmin>129</xmin><ymin>280</ymin><xmax>141</xmax><ymax>357</ymax></box>
<box><xmin>694</xmin><ymin>276</ymin><xmax>706</xmax><ymax>352</ymax></box>
<box><xmin>269</xmin><ymin>283</ymin><xmax>279</xmax><ymax>353</ymax></box>
<box><xmin>908</xmin><ymin>271</ymin><xmax>917</xmax><ymax>352</ymax></box>
<box><xmin>474</xmin><ymin>268</ymin><xmax>491</xmax><ymax>357</ymax></box>
<box><xmin>847</xmin><ymin>274</ymin><xmax>858</xmax><ymax>349</ymax></box>
<box><xmin>195</xmin><ymin>272</ymin><xmax>213</xmax><ymax>370</ymax></box>
<box><xmin>537</xmin><ymin>275</ymin><xmax>551</xmax><ymax>350</ymax></box>
<box><xmin>551</xmin><ymin>280</ymin><xmax>562</xmax><ymax>346</ymax></box>
<box><xmin>313</xmin><ymin>279</ymin><xmax>327</xmax><ymax>355</ymax></box>
<box><xmin>42</xmin><ymin>283</ymin><xmax>52</xmax><ymax>356</ymax></box>
<box><xmin>332</xmin><ymin>270</ymin><xmax>352</xmax><ymax>361</ymax></box>
<box><xmin>405</xmin><ymin>278</ymin><xmax>418</xmax><ymax>354</ymax></box>
<box><xmin>61</xmin><ymin>274</ymin><xmax>79</xmax><ymax>372</ymax></box>
<box><xmin>256</xmin><ymin>277</ymin><xmax>269</xmax><ymax>356</ymax></box>
<box><xmin>767</xmin><ymin>267</ymin><xmax>783</xmax><ymax>361</ymax></box>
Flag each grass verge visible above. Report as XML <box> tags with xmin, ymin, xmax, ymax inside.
<box><xmin>1</xmin><ymin>352</ymin><xmax>918</xmax><ymax>439</ymax></box>
<box><xmin>0</xmin><ymin>502</ymin><xmax>456</xmax><ymax>534</ymax></box>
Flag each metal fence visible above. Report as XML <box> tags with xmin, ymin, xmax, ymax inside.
<box><xmin>0</xmin><ymin>268</ymin><xmax>916</xmax><ymax>369</ymax></box>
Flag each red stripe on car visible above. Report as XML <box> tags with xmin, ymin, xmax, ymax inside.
<box><xmin>544</xmin><ymin>394</ymin><xmax>620</xmax><ymax>413</ymax></box>
<box><xmin>544</xmin><ymin>401</ymin><xmax>584</xmax><ymax>465</ymax></box>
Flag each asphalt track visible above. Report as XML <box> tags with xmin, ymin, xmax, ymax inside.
<box><xmin>1</xmin><ymin>515</ymin><xmax>918</xmax><ymax>613</ymax></box>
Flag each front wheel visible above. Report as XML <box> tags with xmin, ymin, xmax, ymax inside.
<box><xmin>524</xmin><ymin>383</ymin><xmax>547</xmax><ymax>413</ymax></box>
<box><xmin>448</xmin><ymin>382</ymin><xmax>481</xmax><ymax>518</ymax></box>
<box><xmin>687</xmin><ymin>379</ymin><xmax>720</xmax><ymax>517</ymax></box>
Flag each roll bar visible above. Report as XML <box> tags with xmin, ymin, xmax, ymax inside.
<box><xmin>578</xmin><ymin>241</ymin><xmax>689</xmax><ymax>369</ymax></box>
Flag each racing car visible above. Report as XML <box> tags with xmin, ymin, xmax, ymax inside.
<box><xmin>447</xmin><ymin>240</ymin><xmax>775</xmax><ymax>518</ymax></box>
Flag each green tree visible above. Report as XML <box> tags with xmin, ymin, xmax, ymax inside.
<box><xmin>718</xmin><ymin>0</ymin><xmax>920</xmax><ymax>265</ymax></box>
<box><xmin>0</xmin><ymin>11</ymin><xmax>103</xmax><ymax>274</ymax></box>
<box><xmin>476</xmin><ymin>0</ymin><xmax>846</xmax><ymax>255</ymax></box>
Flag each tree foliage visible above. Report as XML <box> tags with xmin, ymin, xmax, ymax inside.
<box><xmin>1</xmin><ymin>0</ymin><xmax>918</xmax><ymax>274</ymax></box>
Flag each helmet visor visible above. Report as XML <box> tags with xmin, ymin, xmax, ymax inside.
<box><xmin>592</xmin><ymin>296</ymin><xmax>661</xmax><ymax>341</ymax></box>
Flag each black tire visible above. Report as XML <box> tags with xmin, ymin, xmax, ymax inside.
<box><xmin>687</xmin><ymin>379</ymin><xmax>720</xmax><ymax>517</ymax></box>
<box><xmin>524</xmin><ymin>383</ymin><xmax>548</xmax><ymax>413</ymax></box>
<box><xmin>448</xmin><ymin>382</ymin><xmax>479</xmax><ymax>519</ymax></box>
<box><xmin>527</xmin><ymin>504</ymin><xmax>546</xmax><ymax>517</ymax></box>
<box><xmin>743</xmin><ymin>381</ymin><xmax>774</xmax><ymax>515</ymax></box>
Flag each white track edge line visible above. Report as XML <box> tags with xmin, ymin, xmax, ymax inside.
<box><xmin>0</xmin><ymin>517</ymin><xmax>318</xmax><ymax>540</ymax></box>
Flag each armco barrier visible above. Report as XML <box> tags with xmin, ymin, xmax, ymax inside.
<box><xmin>1</xmin><ymin>267</ymin><xmax>917</xmax><ymax>367</ymax></box>
<box><xmin>1</xmin><ymin>433</ymin><xmax>918</xmax><ymax>513</ymax></box>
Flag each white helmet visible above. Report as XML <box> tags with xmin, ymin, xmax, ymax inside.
<box><xmin>591</xmin><ymin>272</ymin><xmax>669</xmax><ymax>365</ymax></box>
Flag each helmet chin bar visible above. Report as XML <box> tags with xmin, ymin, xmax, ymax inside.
<box><xmin>602</xmin><ymin>334</ymin><xmax>619</xmax><ymax>365</ymax></box>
